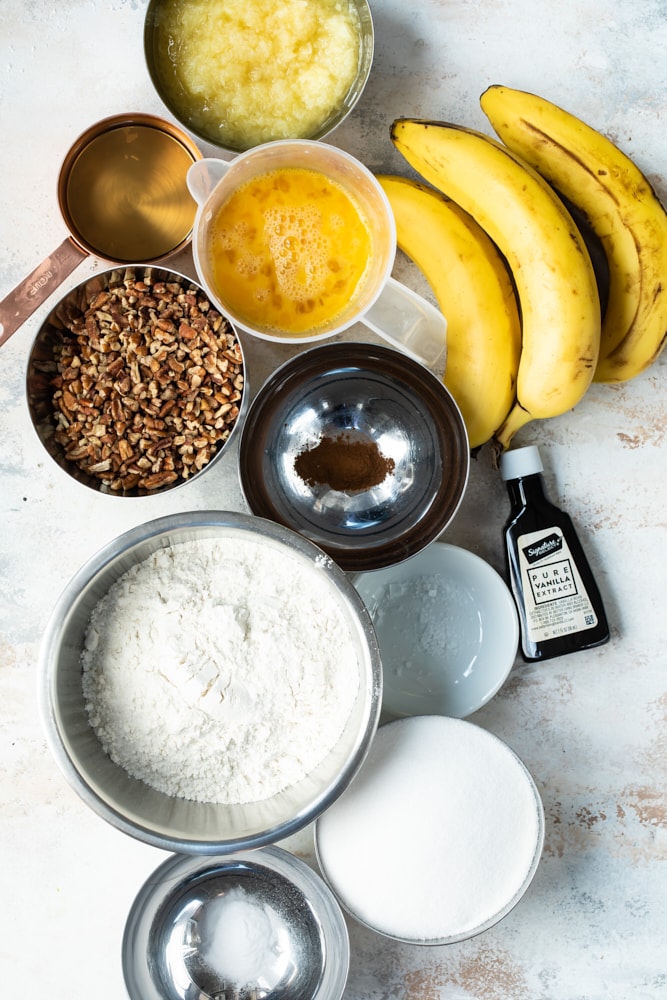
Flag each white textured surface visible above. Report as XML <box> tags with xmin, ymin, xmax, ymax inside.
<box><xmin>0</xmin><ymin>1</ymin><xmax>666</xmax><ymax>998</ymax></box>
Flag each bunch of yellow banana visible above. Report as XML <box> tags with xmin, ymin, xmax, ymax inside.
<box><xmin>377</xmin><ymin>174</ymin><xmax>521</xmax><ymax>449</ymax></box>
<box><xmin>480</xmin><ymin>84</ymin><xmax>667</xmax><ymax>384</ymax></box>
<box><xmin>391</xmin><ymin>117</ymin><xmax>602</xmax><ymax>452</ymax></box>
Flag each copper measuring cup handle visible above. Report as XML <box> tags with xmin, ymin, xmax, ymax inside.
<box><xmin>0</xmin><ymin>238</ymin><xmax>86</xmax><ymax>348</ymax></box>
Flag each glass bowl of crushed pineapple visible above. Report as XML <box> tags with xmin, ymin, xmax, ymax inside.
<box><xmin>144</xmin><ymin>0</ymin><xmax>374</xmax><ymax>153</ymax></box>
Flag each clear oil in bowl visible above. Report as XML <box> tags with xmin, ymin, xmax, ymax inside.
<box><xmin>63</xmin><ymin>121</ymin><xmax>198</xmax><ymax>262</ymax></box>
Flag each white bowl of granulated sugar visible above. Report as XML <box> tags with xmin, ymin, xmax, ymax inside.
<box><xmin>38</xmin><ymin>510</ymin><xmax>382</xmax><ymax>853</ymax></box>
<box><xmin>315</xmin><ymin>715</ymin><xmax>545</xmax><ymax>944</ymax></box>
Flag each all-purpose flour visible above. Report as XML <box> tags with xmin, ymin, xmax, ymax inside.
<box><xmin>81</xmin><ymin>534</ymin><xmax>360</xmax><ymax>804</ymax></box>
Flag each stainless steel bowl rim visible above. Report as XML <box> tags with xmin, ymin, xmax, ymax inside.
<box><xmin>238</xmin><ymin>342</ymin><xmax>470</xmax><ymax>572</ymax></box>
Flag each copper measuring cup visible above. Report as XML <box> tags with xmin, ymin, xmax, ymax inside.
<box><xmin>0</xmin><ymin>112</ymin><xmax>202</xmax><ymax>347</ymax></box>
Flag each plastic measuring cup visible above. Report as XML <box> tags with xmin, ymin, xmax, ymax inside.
<box><xmin>187</xmin><ymin>141</ymin><xmax>447</xmax><ymax>368</ymax></box>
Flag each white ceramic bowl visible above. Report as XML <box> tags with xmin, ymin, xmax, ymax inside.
<box><xmin>315</xmin><ymin>715</ymin><xmax>544</xmax><ymax>945</ymax></box>
<box><xmin>354</xmin><ymin>542</ymin><xmax>519</xmax><ymax>718</ymax></box>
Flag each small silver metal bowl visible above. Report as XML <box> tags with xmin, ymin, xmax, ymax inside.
<box><xmin>144</xmin><ymin>0</ymin><xmax>374</xmax><ymax>154</ymax></box>
<box><xmin>238</xmin><ymin>343</ymin><xmax>470</xmax><ymax>573</ymax></box>
<box><xmin>25</xmin><ymin>265</ymin><xmax>247</xmax><ymax>497</ymax></box>
<box><xmin>123</xmin><ymin>847</ymin><xmax>349</xmax><ymax>1000</ymax></box>
<box><xmin>38</xmin><ymin>511</ymin><xmax>382</xmax><ymax>853</ymax></box>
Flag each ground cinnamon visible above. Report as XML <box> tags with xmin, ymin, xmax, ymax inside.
<box><xmin>294</xmin><ymin>433</ymin><xmax>395</xmax><ymax>493</ymax></box>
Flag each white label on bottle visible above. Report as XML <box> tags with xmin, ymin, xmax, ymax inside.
<box><xmin>516</xmin><ymin>526</ymin><xmax>598</xmax><ymax>643</ymax></box>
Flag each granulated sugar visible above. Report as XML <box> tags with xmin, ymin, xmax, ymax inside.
<box><xmin>315</xmin><ymin>715</ymin><xmax>543</xmax><ymax>942</ymax></box>
<box><xmin>81</xmin><ymin>534</ymin><xmax>360</xmax><ymax>804</ymax></box>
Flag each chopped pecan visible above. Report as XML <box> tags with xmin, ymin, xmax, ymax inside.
<box><xmin>50</xmin><ymin>269</ymin><xmax>244</xmax><ymax>493</ymax></box>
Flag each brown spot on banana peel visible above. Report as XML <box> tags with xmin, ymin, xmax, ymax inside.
<box><xmin>491</xmin><ymin>354</ymin><xmax>594</xmax><ymax>459</ymax></box>
<box><xmin>482</xmin><ymin>116</ymin><xmax>650</xmax><ymax>346</ymax></box>
<box><xmin>595</xmin><ymin>280</ymin><xmax>667</xmax><ymax>381</ymax></box>
<box><xmin>391</xmin><ymin>117</ymin><xmax>462</xmax><ymax>135</ymax></box>
<box><xmin>515</xmin><ymin>120</ymin><xmax>625</xmax><ymax>207</ymax></box>
<box><xmin>601</xmin><ymin>322</ymin><xmax>667</xmax><ymax>380</ymax></box>
<box><xmin>511</xmin><ymin>117</ymin><xmax>659</xmax><ymax>204</ymax></box>
<box><xmin>558</xmin><ymin>192</ymin><xmax>611</xmax><ymax>315</ymax></box>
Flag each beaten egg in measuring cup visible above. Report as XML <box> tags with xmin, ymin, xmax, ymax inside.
<box><xmin>208</xmin><ymin>166</ymin><xmax>373</xmax><ymax>336</ymax></box>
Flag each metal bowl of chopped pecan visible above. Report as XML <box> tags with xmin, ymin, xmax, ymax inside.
<box><xmin>26</xmin><ymin>265</ymin><xmax>246</xmax><ymax>496</ymax></box>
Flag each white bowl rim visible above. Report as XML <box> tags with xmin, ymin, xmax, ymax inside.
<box><xmin>314</xmin><ymin>715</ymin><xmax>545</xmax><ymax>945</ymax></box>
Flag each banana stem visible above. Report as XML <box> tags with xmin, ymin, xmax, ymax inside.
<box><xmin>492</xmin><ymin>401</ymin><xmax>533</xmax><ymax>459</ymax></box>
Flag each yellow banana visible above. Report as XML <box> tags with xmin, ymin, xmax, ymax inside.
<box><xmin>377</xmin><ymin>174</ymin><xmax>521</xmax><ymax>449</ymax></box>
<box><xmin>391</xmin><ymin>118</ymin><xmax>601</xmax><ymax>451</ymax></box>
<box><xmin>480</xmin><ymin>84</ymin><xmax>667</xmax><ymax>384</ymax></box>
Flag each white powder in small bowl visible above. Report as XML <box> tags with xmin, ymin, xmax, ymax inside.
<box><xmin>199</xmin><ymin>886</ymin><xmax>288</xmax><ymax>984</ymax></box>
<box><xmin>81</xmin><ymin>533</ymin><xmax>360</xmax><ymax>805</ymax></box>
<box><xmin>315</xmin><ymin>715</ymin><xmax>544</xmax><ymax>943</ymax></box>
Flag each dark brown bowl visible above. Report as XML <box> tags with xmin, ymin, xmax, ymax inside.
<box><xmin>238</xmin><ymin>342</ymin><xmax>469</xmax><ymax>572</ymax></box>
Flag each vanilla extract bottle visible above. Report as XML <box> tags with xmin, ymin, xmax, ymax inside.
<box><xmin>500</xmin><ymin>445</ymin><xmax>610</xmax><ymax>662</ymax></box>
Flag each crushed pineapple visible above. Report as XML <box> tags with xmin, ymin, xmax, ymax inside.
<box><xmin>154</xmin><ymin>0</ymin><xmax>362</xmax><ymax>149</ymax></box>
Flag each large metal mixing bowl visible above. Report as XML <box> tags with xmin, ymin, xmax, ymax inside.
<box><xmin>38</xmin><ymin>511</ymin><xmax>382</xmax><ymax>854</ymax></box>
